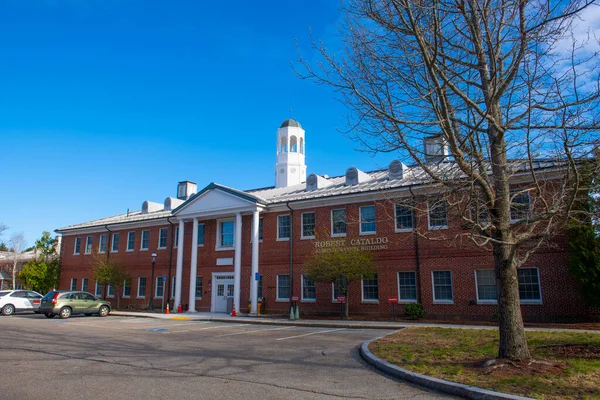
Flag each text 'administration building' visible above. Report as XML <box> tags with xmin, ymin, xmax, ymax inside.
<box><xmin>56</xmin><ymin>119</ymin><xmax>588</xmax><ymax>321</ymax></box>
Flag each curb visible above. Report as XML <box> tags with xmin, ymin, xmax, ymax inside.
<box><xmin>359</xmin><ymin>331</ymin><xmax>534</xmax><ymax>400</ymax></box>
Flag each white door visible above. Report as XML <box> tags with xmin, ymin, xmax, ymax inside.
<box><xmin>213</xmin><ymin>275</ymin><xmax>234</xmax><ymax>313</ymax></box>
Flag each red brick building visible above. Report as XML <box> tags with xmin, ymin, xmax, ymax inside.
<box><xmin>55</xmin><ymin>119</ymin><xmax>590</xmax><ymax>321</ymax></box>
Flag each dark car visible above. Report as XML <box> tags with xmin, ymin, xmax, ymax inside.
<box><xmin>39</xmin><ymin>291</ymin><xmax>111</xmax><ymax>319</ymax></box>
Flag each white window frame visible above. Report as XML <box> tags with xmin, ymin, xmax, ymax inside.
<box><xmin>81</xmin><ymin>278</ymin><xmax>88</xmax><ymax>293</ymax></box>
<box><xmin>126</xmin><ymin>231</ymin><xmax>135</xmax><ymax>252</ymax></box>
<box><xmin>195</xmin><ymin>276</ymin><xmax>202</xmax><ymax>299</ymax></box>
<box><xmin>359</xmin><ymin>205</ymin><xmax>377</xmax><ymax>235</ymax></box>
<box><xmin>277</xmin><ymin>214</ymin><xmax>291</xmax><ymax>241</ymax></box>
<box><xmin>331</xmin><ymin>209</ymin><xmax>347</xmax><ymax>237</ymax></box>
<box><xmin>475</xmin><ymin>269</ymin><xmax>497</xmax><ymax>304</ymax></box>
<box><xmin>397</xmin><ymin>271</ymin><xmax>417</xmax><ymax>303</ymax></box>
<box><xmin>122</xmin><ymin>279</ymin><xmax>131</xmax><ymax>298</ymax></box>
<box><xmin>301</xmin><ymin>212</ymin><xmax>316</xmax><ymax>239</ymax></box>
<box><xmin>427</xmin><ymin>199</ymin><xmax>449</xmax><ymax>230</ymax></box>
<box><xmin>361</xmin><ymin>275</ymin><xmax>379</xmax><ymax>303</ymax></box>
<box><xmin>137</xmin><ymin>277</ymin><xmax>146</xmax><ymax>298</ymax></box>
<box><xmin>301</xmin><ymin>274</ymin><xmax>316</xmax><ymax>302</ymax></box>
<box><xmin>216</xmin><ymin>219</ymin><xmax>235</xmax><ymax>251</ymax></box>
<box><xmin>517</xmin><ymin>267</ymin><xmax>543</xmax><ymax>304</ymax></box>
<box><xmin>95</xmin><ymin>280</ymin><xmax>103</xmax><ymax>297</ymax></box>
<box><xmin>85</xmin><ymin>236</ymin><xmax>93</xmax><ymax>254</ymax></box>
<box><xmin>111</xmin><ymin>233</ymin><xmax>119</xmax><ymax>253</ymax></box>
<box><xmin>174</xmin><ymin>226</ymin><xmax>179</xmax><ymax>248</ymax></box>
<box><xmin>394</xmin><ymin>204</ymin><xmax>414</xmax><ymax>232</ymax></box>
<box><xmin>158</xmin><ymin>228</ymin><xmax>168</xmax><ymax>249</ymax></box>
<box><xmin>331</xmin><ymin>278</ymin><xmax>346</xmax><ymax>303</ymax></box>
<box><xmin>510</xmin><ymin>190</ymin><xmax>531</xmax><ymax>223</ymax></box>
<box><xmin>171</xmin><ymin>276</ymin><xmax>176</xmax><ymax>299</ymax></box>
<box><xmin>432</xmin><ymin>270</ymin><xmax>454</xmax><ymax>303</ymax></box>
<box><xmin>70</xmin><ymin>278</ymin><xmax>77</xmax><ymax>291</ymax></box>
<box><xmin>107</xmin><ymin>284</ymin><xmax>115</xmax><ymax>298</ymax></box>
<box><xmin>99</xmin><ymin>234</ymin><xmax>107</xmax><ymax>254</ymax></box>
<box><xmin>276</xmin><ymin>274</ymin><xmax>290</xmax><ymax>301</ymax></box>
<box><xmin>197</xmin><ymin>223</ymin><xmax>205</xmax><ymax>246</ymax></box>
<box><xmin>74</xmin><ymin>237</ymin><xmax>81</xmax><ymax>255</ymax></box>
<box><xmin>155</xmin><ymin>277</ymin><xmax>164</xmax><ymax>299</ymax></box>
<box><xmin>140</xmin><ymin>230</ymin><xmax>150</xmax><ymax>251</ymax></box>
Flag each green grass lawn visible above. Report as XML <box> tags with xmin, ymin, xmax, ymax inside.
<box><xmin>369</xmin><ymin>327</ymin><xmax>600</xmax><ymax>399</ymax></box>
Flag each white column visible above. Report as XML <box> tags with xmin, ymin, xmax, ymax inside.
<box><xmin>188</xmin><ymin>217</ymin><xmax>199</xmax><ymax>312</ymax></box>
<box><xmin>174</xmin><ymin>219</ymin><xmax>185</xmax><ymax>312</ymax></box>
<box><xmin>233</xmin><ymin>212</ymin><xmax>242</xmax><ymax>315</ymax></box>
<box><xmin>250</xmin><ymin>210</ymin><xmax>260</xmax><ymax>315</ymax></box>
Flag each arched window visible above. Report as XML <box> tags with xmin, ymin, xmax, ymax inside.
<box><xmin>290</xmin><ymin>136</ymin><xmax>298</xmax><ymax>152</ymax></box>
<box><xmin>300</xmin><ymin>138</ymin><xmax>304</xmax><ymax>154</ymax></box>
<box><xmin>280</xmin><ymin>137</ymin><xmax>288</xmax><ymax>153</ymax></box>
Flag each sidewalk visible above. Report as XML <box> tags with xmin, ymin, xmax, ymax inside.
<box><xmin>111</xmin><ymin>310</ymin><xmax>600</xmax><ymax>333</ymax></box>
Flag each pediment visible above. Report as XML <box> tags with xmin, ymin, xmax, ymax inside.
<box><xmin>173</xmin><ymin>183</ymin><xmax>263</xmax><ymax>218</ymax></box>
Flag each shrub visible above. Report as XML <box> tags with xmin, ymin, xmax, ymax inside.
<box><xmin>404</xmin><ymin>303</ymin><xmax>425</xmax><ymax>320</ymax></box>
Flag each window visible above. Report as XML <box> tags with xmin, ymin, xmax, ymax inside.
<box><xmin>253</xmin><ymin>218</ymin><xmax>263</xmax><ymax>241</ymax></box>
<box><xmin>123</xmin><ymin>279</ymin><xmax>131</xmax><ymax>297</ymax></box>
<box><xmin>141</xmin><ymin>230</ymin><xmax>150</xmax><ymax>250</ymax></box>
<box><xmin>74</xmin><ymin>237</ymin><xmax>81</xmax><ymax>255</ymax></box>
<box><xmin>432</xmin><ymin>271</ymin><xmax>453</xmax><ymax>302</ymax></box>
<box><xmin>107</xmin><ymin>284</ymin><xmax>115</xmax><ymax>298</ymax></box>
<box><xmin>99</xmin><ymin>234</ymin><xmax>107</xmax><ymax>253</ymax></box>
<box><xmin>218</xmin><ymin>220</ymin><xmax>234</xmax><ymax>248</ymax></box>
<box><xmin>331</xmin><ymin>209</ymin><xmax>346</xmax><ymax>236</ymax></box>
<box><xmin>475</xmin><ymin>269</ymin><xmax>497</xmax><ymax>302</ymax></box>
<box><xmin>85</xmin><ymin>236</ymin><xmax>93</xmax><ymax>254</ymax></box>
<box><xmin>428</xmin><ymin>199</ymin><xmax>448</xmax><ymax>229</ymax></box>
<box><xmin>197</xmin><ymin>224</ymin><xmax>205</xmax><ymax>245</ymax></box>
<box><xmin>155</xmin><ymin>277</ymin><xmax>164</xmax><ymax>298</ymax></box>
<box><xmin>518</xmin><ymin>268</ymin><xmax>541</xmax><ymax>302</ymax></box>
<box><xmin>95</xmin><ymin>281</ymin><xmax>103</xmax><ymax>297</ymax></box>
<box><xmin>257</xmin><ymin>275</ymin><xmax>263</xmax><ymax>299</ymax></box>
<box><xmin>81</xmin><ymin>278</ymin><xmax>88</xmax><ymax>293</ymax></box>
<box><xmin>137</xmin><ymin>277</ymin><xmax>146</xmax><ymax>298</ymax></box>
<box><xmin>302</xmin><ymin>275</ymin><xmax>316</xmax><ymax>301</ymax></box>
<box><xmin>290</xmin><ymin>135</ymin><xmax>298</xmax><ymax>152</ymax></box>
<box><xmin>511</xmin><ymin>190</ymin><xmax>531</xmax><ymax>221</ymax></box>
<box><xmin>111</xmin><ymin>233</ymin><xmax>120</xmax><ymax>253</ymax></box>
<box><xmin>395</xmin><ymin>205</ymin><xmax>413</xmax><ymax>231</ymax></box>
<box><xmin>277</xmin><ymin>275</ymin><xmax>290</xmax><ymax>301</ymax></box>
<box><xmin>360</xmin><ymin>205</ymin><xmax>376</xmax><ymax>234</ymax></box>
<box><xmin>127</xmin><ymin>232</ymin><xmax>135</xmax><ymax>251</ymax></box>
<box><xmin>362</xmin><ymin>274</ymin><xmax>379</xmax><ymax>301</ymax></box>
<box><xmin>171</xmin><ymin>276</ymin><xmax>176</xmax><ymax>299</ymax></box>
<box><xmin>174</xmin><ymin>226</ymin><xmax>179</xmax><ymax>248</ymax></box>
<box><xmin>301</xmin><ymin>212</ymin><xmax>315</xmax><ymax>239</ymax></box>
<box><xmin>195</xmin><ymin>276</ymin><xmax>202</xmax><ymax>299</ymax></box>
<box><xmin>277</xmin><ymin>215</ymin><xmax>291</xmax><ymax>240</ymax></box>
<box><xmin>398</xmin><ymin>271</ymin><xmax>417</xmax><ymax>301</ymax></box>
<box><xmin>332</xmin><ymin>275</ymin><xmax>347</xmax><ymax>302</ymax></box>
<box><xmin>158</xmin><ymin>228</ymin><xmax>168</xmax><ymax>249</ymax></box>
<box><xmin>70</xmin><ymin>278</ymin><xmax>77</xmax><ymax>291</ymax></box>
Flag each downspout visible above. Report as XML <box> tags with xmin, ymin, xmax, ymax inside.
<box><xmin>286</xmin><ymin>201</ymin><xmax>294</xmax><ymax>313</ymax></box>
<box><xmin>408</xmin><ymin>187</ymin><xmax>422</xmax><ymax>304</ymax></box>
<box><xmin>167</xmin><ymin>217</ymin><xmax>176</xmax><ymax>306</ymax></box>
<box><xmin>103</xmin><ymin>225</ymin><xmax>112</xmax><ymax>300</ymax></box>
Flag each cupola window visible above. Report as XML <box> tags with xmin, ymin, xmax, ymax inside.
<box><xmin>290</xmin><ymin>136</ymin><xmax>298</xmax><ymax>152</ymax></box>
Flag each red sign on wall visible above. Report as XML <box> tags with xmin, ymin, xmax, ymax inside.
<box><xmin>337</xmin><ymin>296</ymin><xmax>346</xmax><ymax>302</ymax></box>
<box><xmin>387</xmin><ymin>296</ymin><xmax>398</xmax><ymax>303</ymax></box>
<box><xmin>291</xmin><ymin>296</ymin><xmax>299</xmax><ymax>302</ymax></box>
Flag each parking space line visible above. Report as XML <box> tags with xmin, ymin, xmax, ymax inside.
<box><xmin>170</xmin><ymin>323</ymin><xmax>247</xmax><ymax>331</ymax></box>
<box><xmin>275</xmin><ymin>328</ymin><xmax>345</xmax><ymax>341</ymax></box>
<box><xmin>215</xmin><ymin>326</ymin><xmax>294</xmax><ymax>337</ymax></box>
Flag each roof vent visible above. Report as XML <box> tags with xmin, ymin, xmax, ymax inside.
<box><xmin>345</xmin><ymin>167</ymin><xmax>372</xmax><ymax>186</ymax></box>
<box><xmin>424</xmin><ymin>134</ymin><xmax>449</xmax><ymax>163</ymax></box>
<box><xmin>177</xmin><ymin>181</ymin><xmax>197</xmax><ymax>200</ymax></box>
<box><xmin>306</xmin><ymin>173</ymin><xmax>333</xmax><ymax>191</ymax></box>
<box><xmin>164</xmin><ymin>197</ymin><xmax>184</xmax><ymax>211</ymax></box>
<box><xmin>388</xmin><ymin>160</ymin><xmax>405</xmax><ymax>179</ymax></box>
<box><xmin>141</xmin><ymin>201</ymin><xmax>163</xmax><ymax>214</ymax></box>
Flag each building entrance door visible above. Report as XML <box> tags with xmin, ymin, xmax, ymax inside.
<box><xmin>212</xmin><ymin>274</ymin><xmax>234</xmax><ymax>313</ymax></box>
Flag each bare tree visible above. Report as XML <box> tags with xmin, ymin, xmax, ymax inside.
<box><xmin>7</xmin><ymin>232</ymin><xmax>27</xmax><ymax>289</ymax></box>
<box><xmin>0</xmin><ymin>223</ymin><xmax>7</xmax><ymax>238</ymax></box>
<box><xmin>297</xmin><ymin>0</ymin><xmax>600</xmax><ymax>361</ymax></box>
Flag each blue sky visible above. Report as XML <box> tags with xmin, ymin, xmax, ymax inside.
<box><xmin>0</xmin><ymin>0</ymin><xmax>396</xmax><ymax>247</ymax></box>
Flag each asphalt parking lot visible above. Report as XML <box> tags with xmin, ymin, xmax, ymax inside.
<box><xmin>0</xmin><ymin>314</ymin><xmax>456</xmax><ymax>400</ymax></box>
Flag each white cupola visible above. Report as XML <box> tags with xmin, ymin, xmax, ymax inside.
<box><xmin>275</xmin><ymin>118</ymin><xmax>307</xmax><ymax>188</ymax></box>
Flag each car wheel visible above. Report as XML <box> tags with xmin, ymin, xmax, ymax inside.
<box><xmin>2</xmin><ymin>304</ymin><xmax>15</xmax><ymax>316</ymax></box>
<box><xmin>59</xmin><ymin>307</ymin><xmax>72</xmax><ymax>319</ymax></box>
<box><xmin>44</xmin><ymin>313</ymin><xmax>55</xmax><ymax>319</ymax></box>
<box><xmin>98</xmin><ymin>305</ymin><xmax>110</xmax><ymax>317</ymax></box>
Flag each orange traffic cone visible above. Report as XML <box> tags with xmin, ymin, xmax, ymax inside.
<box><xmin>231</xmin><ymin>304</ymin><xmax>237</xmax><ymax>317</ymax></box>
<box><xmin>177</xmin><ymin>303</ymin><xmax>182</xmax><ymax>313</ymax></box>
<box><xmin>165</xmin><ymin>303</ymin><xmax>170</xmax><ymax>315</ymax></box>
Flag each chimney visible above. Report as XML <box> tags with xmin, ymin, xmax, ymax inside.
<box><xmin>177</xmin><ymin>181</ymin><xmax>197</xmax><ymax>200</ymax></box>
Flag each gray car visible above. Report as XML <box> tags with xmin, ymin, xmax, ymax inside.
<box><xmin>39</xmin><ymin>290</ymin><xmax>111</xmax><ymax>319</ymax></box>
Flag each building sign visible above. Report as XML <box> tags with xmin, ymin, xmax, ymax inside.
<box><xmin>314</xmin><ymin>237</ymin><xmax>389</xmax><ymax>253</ymax></box>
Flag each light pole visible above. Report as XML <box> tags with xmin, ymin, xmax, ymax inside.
<box><xmin>148</xmin><ymin>251</ymin><xmax>157</xmax><ymax>311</ymax></box>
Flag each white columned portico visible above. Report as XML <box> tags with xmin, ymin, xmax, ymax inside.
<box><xmin>174</xmin><ymin>219</ymin><xmax>185</xmax><ymax>312</ymax></box>
<box><xmin>233</xmin><ymin>212</ymin><xmax>242</xmax><ymax>315</ymax></box>
<box><xmin>188</xmin><ymin>217</ymin><xmax>199</xmax><ymax>312</ymax></box>
<box><xmin>250</xmin><ymin>210</ymin><xmax>260</xmax><ymax>315</ymax></box>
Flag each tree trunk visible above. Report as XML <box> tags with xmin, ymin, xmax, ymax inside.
<box><xmin>494</xmin><ymin>242</ymin><xmax>531</xmax><ymax>361</ymax></box>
